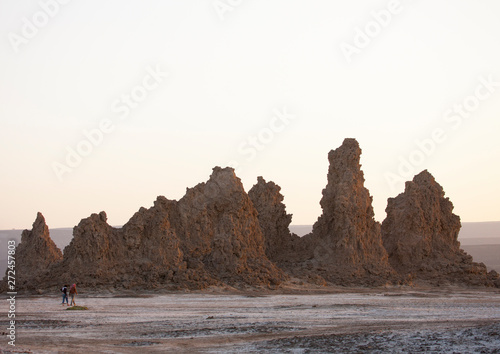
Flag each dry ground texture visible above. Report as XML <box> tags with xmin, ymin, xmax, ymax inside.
<box><xmin>1</xmin><ymin>286</ymin><xmax>500</xmax><ymax>353</ymax></box>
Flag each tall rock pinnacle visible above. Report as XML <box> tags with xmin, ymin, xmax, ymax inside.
<box><xmin>307</xmin><ymin>138</ymin><xmax>394</xmax><ymax>284</ymax></box>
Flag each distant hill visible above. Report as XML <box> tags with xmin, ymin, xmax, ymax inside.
<box><xmin>457</xmin><ymin>221</ymin><xmax>500</xmax><ymax>245</ymax></box>
<box><xmin>289</xmin><ymin>225</ymin><xmax>313</xmax><ymax>237</ymax></box>
<box><xmin>1</xmin><ymin>222</ymin><xmax>499</xmax><ymax>275</ymax></box>
<box><xmin>461</xmin><ymin>245</ymin><xmax>500</xmax><ymax>273</ymax></box>
<box><xmin>290</xmin><ymin>222</ymin><xmax>500</xmax><ymax>241</ymax></box>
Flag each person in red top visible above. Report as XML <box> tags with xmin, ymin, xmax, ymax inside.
<box><xmin>69</xmin><ymin>283</ymin><xmax>78</xmax><ymax>306</ymax></box>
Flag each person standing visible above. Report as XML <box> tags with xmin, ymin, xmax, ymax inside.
<box><xmin>69</xmin><ymin>283</ymin><xmax>78</xmax><ymax>306</ymax></box>
<box><xmin>61</xmin><ymin>285</ymin><xmax>69</xmax><ymax>306</ymax></box>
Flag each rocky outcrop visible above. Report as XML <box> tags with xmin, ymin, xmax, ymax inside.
<box><xmin>51</xmin><ymin>211</ymin><xmax>132</xmax><ymax>288</ymax></box>
<box><xmin>44</xmin><ymin>206</ymin><xmax>187</xmax><ymax>291</ymax></box>
<box><xmin>112</xmin><ymin>166</ymin><xmax>286</xmax><ymax>289</ymax></box>
<box><xmin>382</xmin><ymin>170</ymin><xmax>499</xmax><ymax>287</ymax></box>
<box><xmin>120</xmin><ymin>198</ymin><xmax>186</xmax><ymax>289</ymax></box>
<box><xmin>248</xmin><ymin>176</ymin><xmax>300</xmax><ymax>264</ymax></box>
<box><xmin>5</xmin><ymin>139</ymin><xmax>498</xmax><ymax>292</ymax></box>
<box><xmin>15</xmin><ymin>167</ymin><xmax>284</xmax><ymax>292</ymax></box>
<box><xmin>298</xmin><ymin>139</ymin><xmax>395</xmax><ymax>285</ymax></box>
<box><xmin>2</xmin><ymin>213</ymin><xmax>62</xmax><ymax>291</ymax></box>
<box><xmin>173</xmin><ymin>167</ymin><xmax>284</xmax><ymax>287</ymax></box>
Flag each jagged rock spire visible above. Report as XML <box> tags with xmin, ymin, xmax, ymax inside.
<box><xmin>6</xmin><ymin>212</ymin><xmax>62</xmax><ymax>290</ymax></box>
<box><xmin>249</xmin><ymin>176</ymin><xmax>298</xmax><ymax>263</ymax></box>
<box><xmin>382</xmin><ymin>170</ymin><xmax>499</xmax><ymax>286</ymax></box>
<box><xmin>307</xmin><ymin>138</ymin><xmax>394</xmax><ymax>284</ymax></box>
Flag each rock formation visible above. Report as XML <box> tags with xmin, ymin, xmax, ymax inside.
<box><xmin>51</xmin><ymin>211</ymin><xmax>138</xmax><ymax>288</ymax></box>
<box><xmin>248</xmin><ymin>176</ymin><xmax>300</xmax><ymax>264</ymax></box>
<box><xmin>2</xmin><ymin>213</ymin><xmax>62</xmax><ymax>291</ymax></box>
<box><xmin>382</xmin><ymin>170</ymin><xmax>499</xmax><ymax>287</ymax></box>
<box><xmin>252</xmin><ymin>139</ymin><xmax>397</xmax><ymax>285</ymax></box>
<box><xmin>173</xmin><ymin>167</ymin><xmax>285</xmax><ymax>287</ymax></box>
<box><xmin>14</xmin><ymin>167</ymin><xmax>285</xmax><ymax>292</ymax></box>
<box><xmin>120</xmin><ymin>198</ymin><xmax>186</xmax><ymax>289</ymax></box>
<box><xmin>299</xmin><ymin>138</ymin><xmax>395</xmax><ymax>285</ymax></box>
<box><xmin>4</xmin><ymin>139</ymin><xmax>498</xmax><ymax>293</ymax></box>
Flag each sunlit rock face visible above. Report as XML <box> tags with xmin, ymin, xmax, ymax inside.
<box><xmin>382</xmin><ymin>170</ymin><xmax>499</xmax><ymax>287</ymax></box>
<box><xmin>303</xmin><ymin>138</ymin><xmax>395</xmax><ymax>285</ymax></box>
<box><xmin>1</xmin><ymin>212</ymin><xmax>63</xmax><ymax>291</ymax></box>
<box><xmin>170</xmin><ymin>167</ymin><xmax>286</xmax><ymax>288</ymax></box>
<box><xmin>248</xmin><ymin>176</ymin><xmax>299</xmax><ymax>264</ymax></box>
<box><xmin>269</xmin><ymin>139</ymin><xmax>396</xmax><ymax>286</ymax></box>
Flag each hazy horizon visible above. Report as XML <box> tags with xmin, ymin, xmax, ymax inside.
<box><xmin>3</xmin><ymin>220</ymin><xmax>500</xmax><ymax>232</ymax></box>
<box><xmin>1</xmin><ymin>1</ymin><xmax>500</xmax><ymax>230</ymax></box>
<box><xmin>3</xmin><ymin>220</ymin><xmax>499</xmax><ymax>236</ymax></box>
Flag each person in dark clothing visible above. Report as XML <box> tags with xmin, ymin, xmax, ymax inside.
<box><xmin>61</xmin><ymin>285</ymin><xmax>69</xmax><ymax>305</ymax></box>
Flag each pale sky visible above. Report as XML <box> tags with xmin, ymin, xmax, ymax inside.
<box><xmin>1</xmin><ymin>0</ymin><xmax>499</xmax><ymax>230</ymax></box>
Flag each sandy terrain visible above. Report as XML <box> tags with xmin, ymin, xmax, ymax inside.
<box><xmin>1</xmin><ymin>287</ymin><xmax>499</xmax><ymax>353</ymax></box>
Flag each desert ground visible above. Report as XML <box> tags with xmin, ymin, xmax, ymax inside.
<box><xmin>1</xmin><ymin>286</ymin><xmax>499</xmax><ymax>353</ymax></box>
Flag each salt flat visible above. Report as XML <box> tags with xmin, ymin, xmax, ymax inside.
<box><xmin>1</xmin><ymin>288</ymin><xmax>499</xmax><ymax>353</ymax></box>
